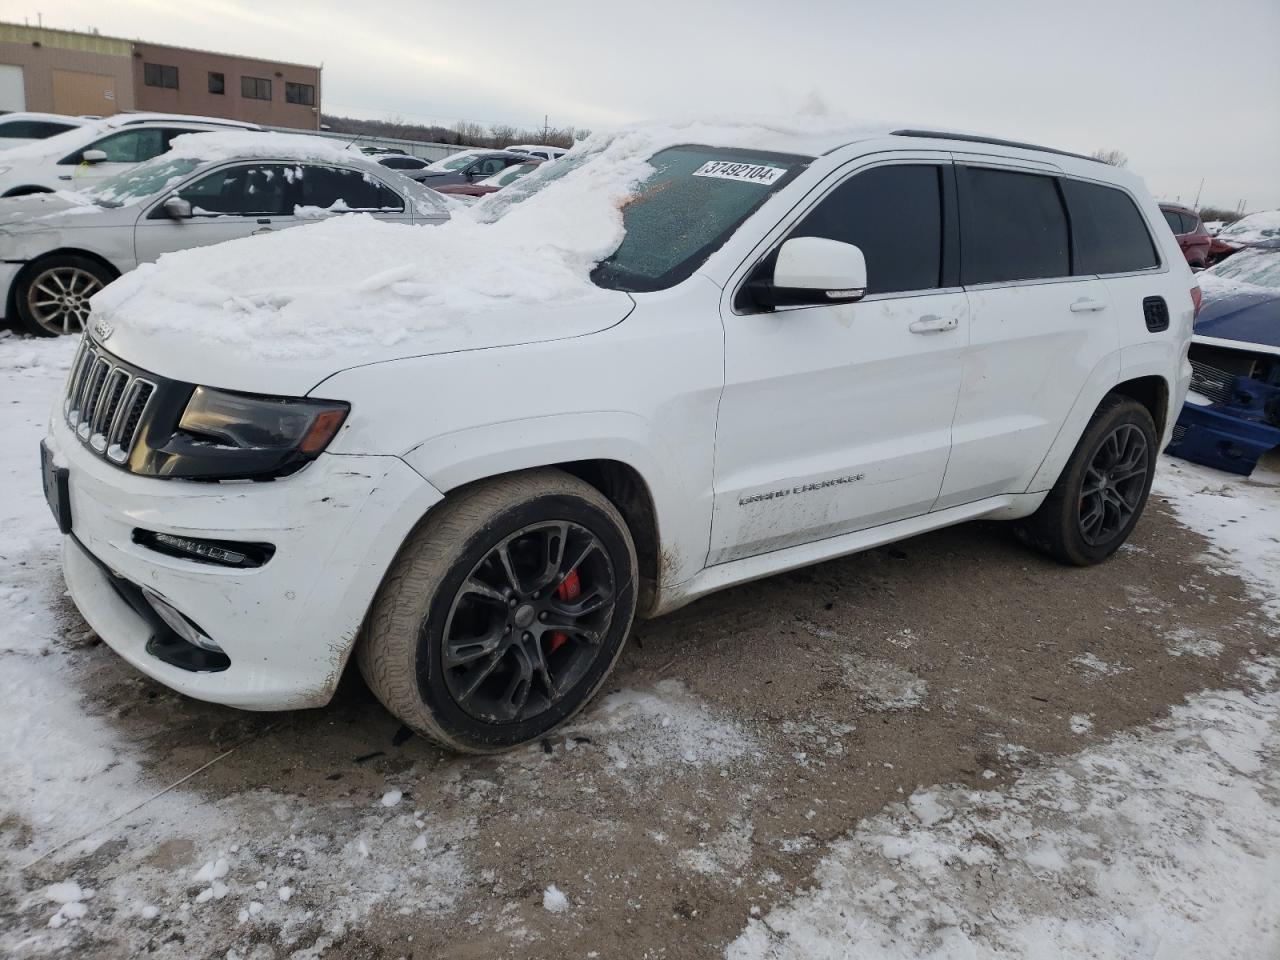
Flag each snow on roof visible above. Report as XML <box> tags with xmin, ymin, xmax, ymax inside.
<box><xmin>91</xmin><ymin>117</ymin><xmax>893</xmax><ymax>364</ymax></box>
<box><xmin>162</xmin><ymin>130</ymin><xmax>366</xmax><ymax>166</ymax></box>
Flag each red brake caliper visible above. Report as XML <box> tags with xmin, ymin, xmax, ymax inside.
<box><xmin>547</xmin><ymin>569</ymin><xmax>580</xmax><ymax>654</ymax></box>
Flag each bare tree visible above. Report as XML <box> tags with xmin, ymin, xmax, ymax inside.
<box><xmin>488</xmin><ymin>123</ymin><xmax>516</xmax><ymax>148</ymax></box>
<box><xmin>1090</xmin><ymin>148</ymin><xmax>1128</xmax><ymax>167</ymax></box>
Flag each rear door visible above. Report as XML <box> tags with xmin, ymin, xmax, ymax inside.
<box><xmin>936</xmin><ymin>161</ymin><xmax>1117</xmax><ymax>508</ymax></box>
<box><xmin>134</xmin><ymin>162</ymin><xmax>294</xmax><ymax>262</ymax></box>
<box><xmin>291</xmin><ymin>164</ymin><xmax>413</xmax><ymax>223</ymax></box>
<box><xmin>711</xmin><ymin>156</ymin><xmax>968</xmax><ymax>564</ymax></box>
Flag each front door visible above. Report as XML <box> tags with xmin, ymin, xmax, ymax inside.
<box><xmin>710</xmin><ymin>159</ymin><xmax>968</xmax><ymax>565</ymax></box>
<box><xmin>134</xmin><ymin>162</ymin><xmax>295</xmax><ymax>263</ymax></box>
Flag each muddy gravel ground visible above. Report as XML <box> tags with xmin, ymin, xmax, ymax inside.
<box><xmin>3</xmin><ymin>491</ymin><xmax>1275</xmax><ymax>960</ymax></box>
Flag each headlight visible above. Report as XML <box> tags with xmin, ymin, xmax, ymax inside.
<box><xmin>155</xmin><ymin>387</ymin><xmax>349</xmax><ymax>480</ymax></box>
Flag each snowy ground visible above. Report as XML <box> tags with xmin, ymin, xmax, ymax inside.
<box><xmin>1</xmin><ymin>329</ymin><xmax>1276</xmax><ymax>959</ymax></box>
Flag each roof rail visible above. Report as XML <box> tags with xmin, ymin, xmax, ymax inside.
<box><xmin>890</xmin><ymin>129</ymin><xmax>1095</xmax><ymax>163</ymax></box>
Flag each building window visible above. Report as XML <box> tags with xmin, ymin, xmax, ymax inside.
<box><xmin>285</xmin><ymin>82</ymin><xmax>315</xmax><ymax>106</ymax></box>
<box><xmin>241</xmin><ymin>76</ymin><xmax>272</xmax><ymax>100</ymax></box>
<box><xmin>208</xmin><ymin>72</ymin><xmax>225</xmax><ymax>95</ymax></box>
<box><xmin>143</xmin><ymin>63</ymin><xmax>179</xmax><ymax>89</ymax></box>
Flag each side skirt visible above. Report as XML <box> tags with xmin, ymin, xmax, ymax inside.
<box><xmin>653</xmin><ymin>492</ymin><xmax>1045</xmax><ymax>616</ymax></box>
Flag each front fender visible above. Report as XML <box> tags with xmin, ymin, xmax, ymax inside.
<box><xmin>403</xmin><ymin>411</ymin><xmax>708</xmax><ymax>589</ymax></box>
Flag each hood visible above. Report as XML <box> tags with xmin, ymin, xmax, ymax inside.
<box><xmin>1193</xmin><ymin>287</ymin><xmax>1279</xmax><ymax>351</ymax></box>
<box><xmin>91</xmin><ymin>213</ymin><xmax>636</xmax><ymax>396</ymax></box>
<box><xmin>0</xmin><ymin>191</ymin><xmax>120</xmax><ymax>233</ymax></box>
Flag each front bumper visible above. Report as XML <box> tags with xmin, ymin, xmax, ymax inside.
<box><xmin>0</xmin><ymin>261</ymin><xmax>23</xmax><ymax>321</ymax></box>
<box><xmin>48</xmin><ymin>414</ymin><xmax>444</xmax><ymax>709</ymax></box>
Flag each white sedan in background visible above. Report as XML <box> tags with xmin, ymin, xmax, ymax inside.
<box><xmin>0</xmin><ymin>131</ymin><xmax>450</xmax><ymax>335</ymax></box>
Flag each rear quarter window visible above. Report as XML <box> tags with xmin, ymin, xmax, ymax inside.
<box><xmin>1063</xmin><ymin>180</ymin><xmax>1160</xmax><ymax>274</ymax></box>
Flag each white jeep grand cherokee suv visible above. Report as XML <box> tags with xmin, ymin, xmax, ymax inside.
<box><xmin>42</xmin><ymin>124</ymin><xmax>1195</xmax><ymax>753</ymax></box>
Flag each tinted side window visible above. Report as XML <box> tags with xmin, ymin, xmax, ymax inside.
<box><xmin>789</xmin><ymin>164</ymin><xmax>943</xmax><ymax>295</ymax></box>
<box><xmin>1162</xmin><ymin>210</ymin><xmax>1183</xmax><ymax>234</ymax></box>
<box><xmin>76</xmin><ymin>128</ymin><xmax>165</xmax><ymax>164</ymax></box>
<box><xmin>1062</xmin><ymin>180</ymin><xmax>1159</xmax><ymax>274</ymax></box>
<box><xmin>472</xmin><ymin>157</ymin><xmax>507</xmax><ymax>177</ymax></box>
<box><xmin>0</xmin><ymin>120</ymin><xmax>75</xmax><ymax>139</ymax></box>
<box><xmin>177</xmin><ymin>164</ymin><xmax>290</xmax><ymax>216</ymax></box>
<box><xmin>295</xmin><ymin>166</ymin><xmax>404</xmax><ymax>211</ymax></box>
<box><xmin>960</xmin><ymin>167</ymin><xmax>1069</xmax><ymax>284</ymax></box>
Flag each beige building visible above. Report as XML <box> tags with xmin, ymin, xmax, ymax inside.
<box><xmin>0</xmin><ymin>22</ymin><xmax>321</xmax><ymax>129</ymax></box>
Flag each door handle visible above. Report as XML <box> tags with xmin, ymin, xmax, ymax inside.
<box><xmin>909</xmin><ymin>315</ymin><xmax>958</xmax><ymax>334</ymax></box>
<box><xmin>1069</xmin><ymin>298</ymin><xmax>1107</xmax><ymax>313</ymax></box>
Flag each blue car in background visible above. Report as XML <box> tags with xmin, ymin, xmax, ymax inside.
<box><xmin>1166</xmin><ymin>246</ymin><xmax>1280</xmax><ymax>475</ymax></box>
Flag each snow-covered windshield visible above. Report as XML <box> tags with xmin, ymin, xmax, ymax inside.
<box><xmin>429</xmin><ymin>151</ymin><xmax>482</xmax><ymax>172</ymax></box>
<box><xmin>1219</xmin><ymin>211</ymin><xmax>1280</xmax><ymax>247</ymax></box>
<box><xmin>84</xmin><ymin>156</ymin><xmax>203</xmax><ymax>207</ymax></box>
<box><xmin>1205</xmin><ymin>249</ymin><xmax>1280</xmax><ymax>290</ymax></box>
<box><xmin>479</xmin><ymin>144</ymin><xmax>807</xmax><ymax>292</ymax></box>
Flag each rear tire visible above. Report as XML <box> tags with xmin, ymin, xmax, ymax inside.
<box><xmin>1015</xmin><ymin>395</ymin><xmax>1157</xmax><ymax>566</ymax></box>
<box><xmin>357</xmin><ymin>469</ymin><xmax>638</xmax><ymax>753</ymax></box>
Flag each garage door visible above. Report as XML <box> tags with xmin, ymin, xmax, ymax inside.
<box><xmin>52</xmin><ymin>69</ymin><xmax>118</xmax><ymax>117</ymax></box>
<box><xmin>0</xmin><ymin>64</ymin><xmax>25</xmax><ymax>112</ymax></box>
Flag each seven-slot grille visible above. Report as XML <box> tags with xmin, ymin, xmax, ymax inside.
<box><xmin>63</xmin><ymin>339</ymin><xmax>156</xmax><ymax>464</ymax></box>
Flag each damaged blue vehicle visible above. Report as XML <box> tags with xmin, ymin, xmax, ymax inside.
<box><xmin>1166</xmin><ymin>246</ymin><xmax>1280</xmax><ymax>475</ymax></box>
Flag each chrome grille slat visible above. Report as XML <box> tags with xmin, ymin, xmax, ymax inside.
<box><xmin>62</xmin><ymin>338</ymin><xmax>157</xmax><ymax>467</ymax></box>
<box><xmin>1189</xmin><ymin>359</ymin><xmax>1235</xmax><ymax>407</ymax></box>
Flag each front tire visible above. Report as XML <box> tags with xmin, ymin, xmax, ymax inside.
<box><xmin>1015</xmin><ymin>395</ymin><xmax>1157</xmax><ymax>566</ymax></box>
<box><xmin>14</xmin><ymin>254</ymin><xmax>114</xmax><ymax>337</ymax></box>
<box><xmin>357</xmin><ymin>470</ymin><xmax>638</xmax><ymax>753</ymax></box>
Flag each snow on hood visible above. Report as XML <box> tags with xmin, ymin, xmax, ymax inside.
<box><xmin>1217</xmin><ymin>210</ymin><xmax>1280</xmax><ymax>248</ymax></box>
<box><xmin>90</xmin><ymin>117</ymin><xmax>890</xmax><ymax>381</ymax></box>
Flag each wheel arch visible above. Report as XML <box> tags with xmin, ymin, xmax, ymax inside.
<box><xmin>420</xmin><ymin>458</ymin><xmax>664</xmax><ymax>619</ymax></box>
<box><xmin>2</xmin><ymin>185</ymin><xmax>54</xmax><ymax>198</ymax></box>
<box><xmin>1108</xmin><ymin>374</ymin><xmax>1170</xmax><ymax>438</ymax></box>
<box><xmin>16</xmin><ymin>248</ymin><xmax>123</xmax><ymax>284</ymax></box>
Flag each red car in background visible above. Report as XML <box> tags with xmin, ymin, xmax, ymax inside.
<box><xmin>433</xmin><ymin>160</ymin><xmax>542</xmax><ymax>199</ymax></box>
<box><xmin>1159</xmin><ymin>203</ymin><xmax>1212</xmax><ymax>269</ymax></box>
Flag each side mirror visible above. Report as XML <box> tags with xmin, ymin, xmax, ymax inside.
<box><xmin>81</xmin><ymin>149</ymin><xmax>108</xmax><ymax>164</ymax></box>
<box><xmin>162</xmin><ymin>196</ymin><xmax>193</xmax><ymax>219</ymax></box>
<box><xmin>752</xmin><ymin>237</ymin><xmax>868</xmax><ymax>309</ymax></box>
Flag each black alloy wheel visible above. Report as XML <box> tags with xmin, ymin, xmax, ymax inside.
<box><xmin>1077</xmin><ymin>424</ymin><xmax>1150</xmax><ymax>547</ymax></box>
<box><xmin>438</xmin><ymin>520</ymin><xmax>617</xmax><ymax>724</ymax></box>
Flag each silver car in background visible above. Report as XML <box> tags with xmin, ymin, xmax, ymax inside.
<box><xmin>0</xmin><ymin>132</ymin><xmax>450</xmax><ymax>335</ymax></box>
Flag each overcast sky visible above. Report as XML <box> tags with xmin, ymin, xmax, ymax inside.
<box><xmin>5</xmin><ymin>0</ymin><xmax>1277</xmax><ymax>209</ymax></box>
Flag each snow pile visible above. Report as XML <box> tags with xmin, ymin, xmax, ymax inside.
<box><xmin>730</xmin><ymin>680</ymin><xmax>1280</xmax><ymax>960</ymax></box>
<box><xmin>1153</xmin><ymin>456</ymin><xmax>1280</xmax><ymax>618</ymax></box>
<box><xmin>569</xmin><ymin>678</ymin><xmax>762</xmax><ymax>770</ymax></box>
<box><xmin>728</xmin><ymin>456</ymin><xmax>1280</xmax><ymax>959</ymax></box>
<box><xmin>542</xmin><ymin>883</ymin><xmax>569</xmax><ymax>913</ymax></box>
<box><xmin>90</xmin><ymin>118</ymin><xmax>887</xmax><ymax>362</ymax></box>
<box><xmin>44</xmin><ymin>879</ymin><xmax>93</xmax><ymax>928</ymax></box>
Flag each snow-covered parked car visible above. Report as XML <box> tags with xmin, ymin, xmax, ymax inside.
<box><xmin>0</xmin><ymin>112</ymin><xmax>259</xmax><ymax>198</ymax></box>
<box><xmin>42</xmin><ymin>121</ymin><xmax>1194</xmax><ymax>752</ymax></box>
<box><xmin>1208</xmin><ymin>210</ymin><xmax>1280</xmax><ymax>264</ymax></box>
<box><xmin>1166</xmin><ymin>247</ymin><xmax>1280</xmax><ymax>475</ymax></box>
<box><xmin>0</xmin><ymin>131</ymin><xmax>449</xmax><ymax>335</ymax></box>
